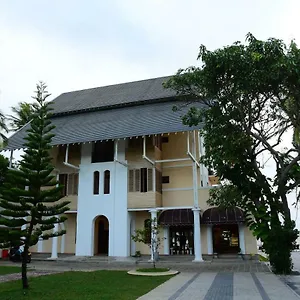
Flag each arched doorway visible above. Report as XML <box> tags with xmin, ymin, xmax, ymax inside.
<box><xmin>94</xmin><ymin>216</ymin><xmax>109</xmax><ymax>255</ymax></box>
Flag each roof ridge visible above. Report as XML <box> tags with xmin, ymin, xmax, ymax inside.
<box><xmin>58</xmin><ymin>75</ymin><xmax>172</xmax><ymax>96</ymax></box>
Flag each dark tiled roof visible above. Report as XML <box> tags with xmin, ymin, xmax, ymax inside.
<box><xmin>5</xmin><ymin>101</ymin><xmax>203</xmax><ymax>150</ymax></box>
<box><xmin>50</xmin><ymin>76</ymin><xmax>175</xmax><ymax>115</ymax></box>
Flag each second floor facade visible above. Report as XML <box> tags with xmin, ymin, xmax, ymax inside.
<box><xmin>52</xmin><ymin>131</ymin><xmax>219</xmax><ymax>212</ymax></box>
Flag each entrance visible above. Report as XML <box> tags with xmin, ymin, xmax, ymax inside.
<box><xmin>94</xmin><ymin>216</ymin><xmax>109</xmax><ymax>255</ymax></box>
<box><xmin>213</xmin><ymin>224</ymin><xmax>239</xmax><ymax>254</ymax></box>
<box><xmin>169</xmin><ymin>226</ymin><xmax>194</xmax><ymax>255</ymax></box>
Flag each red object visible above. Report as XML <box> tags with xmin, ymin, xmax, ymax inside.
<box><xmin>2</xmin><ymin>249</ymin><xmax>9</xmax><ymax>258</ymax></box>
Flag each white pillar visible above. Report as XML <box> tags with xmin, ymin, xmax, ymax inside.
<box><xmin>238</xmin><ymin>224</ymin><xmax>246</xmax><ymax>254</ymax></box>
<box><xmin>130</xmin><ymin>213</ymin><xmax>136</xmax><ymax>256</ymax></box>
<box><xmin>207</xmin><ymin>225</ymin><xmax>213</xmax><ymax>255</ymax></box>
<box><xmin>37</xmin><ymin>238</ymin><xmax>43</xmax><ymax>252</ymax></box>
<box><xmin>50</xmin><ymin>221</ymin><xmax>59</xmax><ymax>259</ymax></box>
<box><xmin>193</xmin><ymin>208</ymin><xmax>203</xmax><ymax>261</ymax></box>
<box><xmin>163</xmin><ymin>227</ymin><xmax>170</xmax><ymax>255</ymax></box>
<box><xmin>150</xmin><ymin>209</ymin><xmax>158</xmax><ymax>261</ymax></box>
<box><xmin>60</xmin><ymin>223</ymin><xmax>65</xmax><ymax>254</ymax></box>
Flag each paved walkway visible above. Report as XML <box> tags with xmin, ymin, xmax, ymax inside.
<box><xmin>139</xmin><ymin>272</ymin><xmax>300</xmax><ymax>300</ymax></box>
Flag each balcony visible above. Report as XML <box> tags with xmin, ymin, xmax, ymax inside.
<box><xmin>128</xmin><ymin>192</ymin><xmax>162</xmax><ymax>209</ymax></box>
<box><xmin>58</xmin><ymin>173</ymin><xmax>78</xmax><ymax>212</ymax></box>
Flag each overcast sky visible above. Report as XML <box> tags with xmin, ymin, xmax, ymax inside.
<box><xmin>1</xmin><ymin>1</ymin><xmax>300</xmax><ymax>227</ymax></box>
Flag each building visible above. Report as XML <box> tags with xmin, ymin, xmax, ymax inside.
<box><xmin>5</xmin><ymin>76</ymin><xmax>257</xmax><ymax>260</ymax></box>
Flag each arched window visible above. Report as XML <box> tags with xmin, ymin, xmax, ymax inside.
<box><xmin>93</xmin><ymin>171</ymin><xmax>100</xmax><ymax>195</ymax></box>
<box><xmin>104</xmin><ymin>170</ymin><xmax>110</xmax><ymax>194</ymax></box>
<box><xmin>144</xmin><ymin>219</ymin><xmax>151</xmax><ymax>244</ymax></box>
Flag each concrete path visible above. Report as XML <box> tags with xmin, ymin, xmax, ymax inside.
<box><xmin>138</xmin><ymin>272</ymin><xmax>300</xmax><ymax>300</ymax></box>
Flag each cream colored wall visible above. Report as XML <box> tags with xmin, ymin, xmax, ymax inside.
<box><xmin>201</xmin><ymin>226</ymin><xmax>208</xmax><ymax>254</ymax></box>
<box><xmin>59</xmin><ymin>195</ymin><xmax>78</xmax><ymax>211</ymax></box>
<box><xmin>162</xmin><ymin>167</ymin><xmax>192</xmax><ymax>189</ymax></box>
<box><xmin>64</xmin><ymin>214</ymin><xmax>76</xmax><ymax>254</ymax></box>
<box><xmin>50</xmin><ymin>145</ymin><xmax>81</xmax><ymax>173</ymax></box>
<box><xmin>162</xmin><ymin>132</ymin><xmax>188</xmax><ymax>160</ymax></box>
<box><xmin>134</xmin><ymin>211</ymin><xmax>164</xmax><ymax>255</ymax></box>
<box><xmin>162</xmin><ymin>190</ymin><xmax>193</xmax><ymax>207</ymax></box>
<box><xmin>134</xmin><ymin>211</ymin><xmax>151</xmax><ymax>255</ymax></box>
<box><xmin>30</xmin><ymin>214</ymin><xmax>76</xmax><ymax>254</ymax></box>
<box><xmin>244</xmin><ymin>226</ymin><xmax>257</xmax><ymax>254</ymax></box>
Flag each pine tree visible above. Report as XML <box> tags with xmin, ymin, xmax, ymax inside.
<box><xmin>0</xmin><ymin>82</ymin><xmax>70</xmax><ymax>289</ymax></box>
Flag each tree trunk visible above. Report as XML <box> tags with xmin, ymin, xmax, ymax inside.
<box><xmin>21</xmin><ymin>246</ymin><xmax>29</xmax><ymax>289</ymax></box>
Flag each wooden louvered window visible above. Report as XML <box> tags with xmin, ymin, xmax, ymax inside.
<box><xmin>59</xmin><ymin>174</ymin><xmax>68</xmax><ymax>197</ymax></box>
<box><xmin>93</xmin><ymin>171</ymin><xmax>100</xmax><ymax>195</ymax></box>
<box><xmin>147</xmin><ymin>168</ymin><xmax>153</xmax><ymax>192</ymax></box>
<box><xmin>104</xmin><ymin>170</ymin><xmax>110</xmax><ymax>194</ymax></box>
<box><xmin>59</xmin><ymin>173</ymin><xmax>79</xmax><ymax>196</ymax></box>
<box><xmin>128</xmin><ymin>168</ymin><xmax>154</xmax><ymax>193</ymax></box>
<box><xmin>156</xmin><ymin>169</ymin><xmax>162</xmax><ymax>194</ymax></box>
<box><xmin>68</xmin><ymin>173</ymin><xmax>79</xmax><ymax>195</ymax></box>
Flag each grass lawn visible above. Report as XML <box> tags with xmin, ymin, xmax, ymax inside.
<box><xmin>0</xmin><ymin>270</ymin><xmax>172</xmax><ymax>300</ymax></box>
<box><xmin>137</xmin><ymin>268</ymin><xmax>169</xmax><ymax>272</ymax></box>
<box><xmin>0</xmin><ymin>266</ymin><xmax>22</xmax><ymax>275</ymax></box>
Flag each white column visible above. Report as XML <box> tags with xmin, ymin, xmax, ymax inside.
<box><xmin>207</xmin><ymin>225</ymin><xmax>213</xmax><ymax>255</ymax></box>
<box><xmin>163</xmin><ymin>227</ymin><xmax>170</xmax><ymax>255</ymax></box>
<box><xmin>50</xmin><ymin>220</ymin><xmax>59</xmax><ymax>259</ymax></box>
<box><xmin>37</xmin><ymin>238</ymin><xmax>43</xmax><ymax>252</ymax></box>
<box><xmin>193</xmin><ymin>208</ymin><xmax>203</xmax><ymax>261</ymax></box>
<box><xmin>238</xmin><ymin>224</ymin><xmax>246</xmax><ymax>254</ymax></box>
<box><xmin>130</xmin><ymin>213</ymin><xmax>136</xmax><ymax>256</ymax></box>
<box><xmin>60</xmin><ymin>223</ymin><xmax>65</xmax><ymax>254</ymax></box>
<box><xmin>150</xmin><ymin>209</ymin><xmax>158</xmax><ymax>261</ymax></box>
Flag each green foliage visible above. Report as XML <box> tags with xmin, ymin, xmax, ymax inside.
<box><xmin>7</xmin><ymin>102</ymin><xmax>35</xmax><ymax>131</ymax></box>
<box><xmin>0</xmin><ymin>82</ymin><xmax>70</xmax><ymax>288</ymax></box>
<box><xmin>0</xmin><ymin>154</ymin><xmax>9</xmax><ymax>188</ymax></box>
<box><xmin>131</xmin><ymin>217</ymin><xmax>163</xmax><ymax>268</ymax></box>
<box><xmin>0</xmin><ymin>110</ymin><xmax>8</xmax><ymax>144</ymax></box>
<box><xmin>165</xmin><ymin>33</ymin><xmax>300</xmax><ymax>274</ymax></box>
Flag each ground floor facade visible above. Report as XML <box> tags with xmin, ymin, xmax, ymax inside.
<box><xmin>30</xmin><ymin>207</ymin><xmax>257</xmax><ymax>259</ymax></box>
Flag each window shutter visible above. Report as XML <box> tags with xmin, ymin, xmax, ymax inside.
<box><xmin>74</xmin><ymin>173</ymin><xmax>79</xmax><ymax>195</ymax></box>
<box><xmin>128</xmin><ymin>169</ymin><xmax>134</xmax><ymax>192</ymax></box>
<box><xmin>135</xmin><ymin>169</ymin><xmax>140</xmax><ymax>192</ymax></box>
<box><xmin>155</xmin><ymin>169</ymin><xmax>162</xmax><ymax>194</ymax></box>
<box><xmin>68</xmin><ymin>174</ymin><xmax>74</xmax><ymax>195</ymax></box>
<box><xmin>147</xmin><ymin>168</ymin><xmax>153</xmax><ymax>191</ymax></box>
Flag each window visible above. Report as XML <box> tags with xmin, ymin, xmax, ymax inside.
<box><xmin>128</xmin><ymin>168</ymin><xmax>154</xmax><ymax>193</ymax></box>
<box><xmin>156</xmin><ymin>169</ymin><xmax>162</xmax><ymax>193</ymax></box>
<box><xmin>144</xmin><ymin>219</ymin><xmax>151</xmax><ymax>244</ymax></box>
<box><xmin>92</xmin><ymin>141</ymin><xmax>114</xmax><ymax>163</ymax></box>
<box><xmin>104</xmin><ymin>170</ymin><xmax>110</xmax><ymax>194</ymax></box>
<box><xmin>59</xmin><ymin>174</ymin><xmax>68</xmax><ymax>197</ymax></box>
<box><xmin>59</xmin><ymin>173</ymin><xmax>79</xmax><ymax>196</ymax></box>
<box><xmin>141</xmin><ymin>168</ymin><xmax>147</xmax><ymax>193</ymax></box>
<box><xmin>93</xmin><ymin>171</ymin><xmax>100</xmax><ymax>195</ymax></box>
<box><xmin>162</xmin><ymin>176</ymin><xmax>170</xmax><ymax>184</ymax></box>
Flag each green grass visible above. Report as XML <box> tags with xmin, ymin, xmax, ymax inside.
<box><xmin>0</xmin><ymin>270</ymin><xmax>172</xmax><ymax>300</ymax></box>
<box><xmin>259</xmin><ymin>254</ymin><xmax>269</xmax><ymax>262</ymax></box>
<box><xmin>137</xmin><ymin>268</ymin><xmax>170</xmax><ymax>273</ymax></box>
<box><xmin>0</xmin><ymin>266</ymin><xmax>22</xmax><ymax>275</ymax></box>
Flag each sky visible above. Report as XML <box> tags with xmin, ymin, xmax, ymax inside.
<box><xmin>1</xmin><ymin>1</ymin><xmax>300</xmax><ymax>226</ymax></box>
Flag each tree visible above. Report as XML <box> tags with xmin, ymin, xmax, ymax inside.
<box><xmin>0</xmin><ymin>110</ymin><xmax>8</xmax><ymax>144</ymax></box>
<box><xmin>7</xmin><ymin>102</ymin><xmax>35</xmax><ymax>131</ymax></box>
<box><xmin>131</xmin><ymin>218</ymin><xmax>163</xmax><ymax>268</ymax></box>
<box><xmin>0</xmin><ymin>155</ymin><xmax>8</xmax><ymax>188</ymax></box>
<box><xmin>165</xmin><ymin>34</ymin><xmax>300</xmax><ymax>274</ymax></box>
<box><xmin>0</xmin><ymin>82</ymin><xmax>70</xmax><ymax>289</ymax></box>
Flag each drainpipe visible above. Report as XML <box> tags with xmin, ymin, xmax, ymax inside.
<box><xmin>142</xmin><ymin>136</ymin><xmax>155</xmax><ymax>165</ymax></box>
<box><xmin>114</xmin><ymin>140</ymin><xmax>128</xmax><ymax>167</ymax></box>
<box><xmin>187</xmin><ymin>132</ymin><xmax>200</xmax><ymax>168</ymax></box>
<box><xmin>63</xmin><ymin>145</ymin><xmax>80</xmax><ymax>170</ymax></box>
